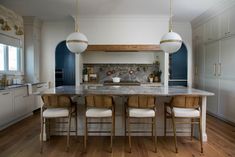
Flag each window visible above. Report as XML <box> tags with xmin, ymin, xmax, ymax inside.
<box><xmin>8</xmin><ymin>46</ymin><xmax>19</xmax><ymax>71</ymax></box>
<box><xmin>0</xmin><ymin>43</ymin><xmax>22</xmax><ymax>72</ymax></box>
<box><xmin>0</xmin><ymin>44</ymin><xmax>5</xmax><ymax>71</ymax></box>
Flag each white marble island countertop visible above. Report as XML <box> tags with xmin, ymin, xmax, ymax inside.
<box><xmin>42</xmin><ymin>85</ymin><xmax>214</xmax><ymax>96</ymax></box>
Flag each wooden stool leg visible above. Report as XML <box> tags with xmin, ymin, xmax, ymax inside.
<box><xmin>164</xmin><ymin>106</ymin><xmax>167</xmax><ymax>137</ymax></box>
<box><xmin>152</xmin><ymin>118</ymin><xmax>154</xmax><ymax>138</ymax></box>
<box><xmin>111</xmin><ymin>113</ymin><xmax>115</xmax><ymax>153</ymax></box>
<box><xmin>191</xmin><ymin>118</ymin><xmax>194</xmax><ymax>140</ymax></box>
<box><xmin>84</xmin><ymin>117</ymin><xmax>87</xmax><ymax>152</ymax></box>
<box><xmin>127</xmin><ymin>115</ymin><xmax>131</xmax><ymax>153</ymax></box>
<box><xmin>199</xmin><ymin>117</ymin><xmax>203</xmax><ymax>153</ymax></box>
<box><xmin>171</xmin><ymin>114</ymin><xmax>178</xmax><ymax>153</ymax></box>
<box><xmin>153</xmin><ymin>115</ymin><xmax>157</xmax><ymax>153</ymax></box>
<box><xmin>48</xmin><ymin>119</ymin><xmax>51</xmax><ymax>140</ymax></box>
<box><xmin>75</xmin><ymin>109</ymin><xmax>78</xmax><ymax>139</ymax></box>
<box><xmin>124</xmin><ymin>107</ymin><xmax>127</xmax><ymax>137</ymax></box>
<box><xmin>40</xmin><ymin>117</ymin><xmax>44</xmax><ymax>153</ymax></box>
<box><xmin>67</xmin><ymin>114</ymin><xmax>72</xmax><ymax>152</ymax></box>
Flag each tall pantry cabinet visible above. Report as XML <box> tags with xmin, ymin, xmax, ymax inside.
<box><xmin>193</xmin><ymin>5</ymin><xmax>235</xmax><ymax>123</ymax></box>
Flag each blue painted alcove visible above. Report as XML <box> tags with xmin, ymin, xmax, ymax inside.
<box><xmin>169</xmin><ymin>43</ymin><xmax>188</xmax><ymax>86</ymax></box>
<box><xmin>55</xmin><ymin>41</ymin><xmax>75</xmax><ymax>87</ymax></box>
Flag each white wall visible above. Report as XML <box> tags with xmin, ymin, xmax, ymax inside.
<box><xmin>40</xmin><ymin>18</ymin><xmax>74</xmax><ymax>87</ymax></box>
<box><xmin>173</xmin><ymin>22</ymin><xmax>193</xmax><ymax>87</ymax></box>
<box><xmin>82</xmin><ymin>51</ymin><xmax>163</xmax><ymax>64</ymax></box>
<box><xmin>40</xmin><ymin>16</ymin><xmax>192</xmax><ymax>87</ymax></box>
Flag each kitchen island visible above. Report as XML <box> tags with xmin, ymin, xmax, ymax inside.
<box><xmin>42</xmin><ymin>85</ymin><xmax>213</xmax><ymax>142</ymax></box>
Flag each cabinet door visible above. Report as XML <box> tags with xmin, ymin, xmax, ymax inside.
<box><xmin>218</xmin><ymin>36</ymin><xmax>235</xmax><ymax>122</ymax></box>
<box><xmin>25</xmin><ymin>95</ymin><xmax>35</xmax><ymax>113</ymax></box>
<box><xmin>205</xmin><ymin>42</ymin><xmax>220</xmax><ymax>78</ymax></box>
<box><xmin>14</xmin><ymin>87</ymin><xmax>28</xmax><ymax>119</ymax></box>
<box><xmin>228</xmin><ymin>6</ymin><xmax>235</xmax><ymax>36</ymax></box>
<box><xmin>0</xmin><ymin>91</ymin><xmax>13</xmax><ymax>127</ymax></box>
<box><xmin>220</xmin><ymin>37</ymin><xmax>235</xmax><ymax>80</ymax></box>
<box><xmin>219</xmin><ymin>80</ymin><xmax>235</xmax><ymax>123</ymax></box>
<box><xmin>204</xmin><ymin>21</ymin><xmax>211</xmax><ymax>42</ymax></box>
<box><xmin>204</xmin><ymin>17</ymin><xmax>220</xmax><ymax>42</ymax></box>
<box><xmin>211</xmin><ymin>16</ymin><xmax>220</xmax><ymax>40</ymax></box>
<box><xmin>14</xmin><ymin>95</ymin><xmax>27</xmax><ymax>118</ymax></box>
<box><xmin>220</xmin><ymin>10</ymin><xmax>229</xmax><ymax>38</ymax></box>
<box><xmin>204</xmin><ymin>41</ymin><xmax>220</xmax><ymax>114</ymax></box>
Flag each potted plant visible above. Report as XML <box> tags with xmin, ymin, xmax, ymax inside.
<box><xmin>83</xmin><ymin>68</ymin><xmax>88</xmax><ymax>82</ymax></box>
<box><xmin>153</xmin><ymin>70</ymin><xmax>162</xmax><ymax>82</ymax></box>
<box><xmin>148</xmin><ymin>73</ymin><xmax>154</xmax><ymax>83</ymax></box>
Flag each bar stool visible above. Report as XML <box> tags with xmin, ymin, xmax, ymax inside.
<box><xmin>40</xmin><ymin>94</ymin><xmax>78</xmax><ymax>153</ymax></box>
<box><xmin>164</xmin><ymin>95</ymin><xmax>203</xmax><ymax>153</ymax></box>
<box><xmin>125</xmin><ymin>95</ymin><xmax>157</xmax><ymax>153</ymax></box>
<box><xmin>84</xmin><ymin>95</ymin><xmax>115</xmax><ymax>152</ymax></box>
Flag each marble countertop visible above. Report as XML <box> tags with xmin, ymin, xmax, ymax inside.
<box><xmin>42</xmin><ymin>85</ymin><xmax>214</xmax><ymax>96</ymax></box>
<box><xmin>0</xmin><ymin>82</ymin><xmax>47</xmax><ymax>91</ymax></box>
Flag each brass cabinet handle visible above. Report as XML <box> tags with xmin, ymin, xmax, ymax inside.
<box><xmin>218</xmin><ymin>63</ymin><xmax>222</xmax><ymax>76</ymax></box>
<box><xmin>195</xmin><ymin>67</ymin><xmax>198</xmax><ymax>75</ymax></box>
<box><xmin>213</xmin><ymin>63</ymin><xmax>217</xmax><ymax>76</ymax></box>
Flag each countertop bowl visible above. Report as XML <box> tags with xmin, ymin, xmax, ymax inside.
<box><xmin>112</xmin><ymin>77</ymin><xmax>121</xmax><ymax>83</ymax></box>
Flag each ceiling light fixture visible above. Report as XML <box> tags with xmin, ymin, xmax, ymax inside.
<box><xmin>1</xmin><ymin>19</ymin><xmax>11</xmax><ymax>31</ymax></box>
<box><xmin>66</xmin><ymin>0</ymin><xmax>88</xmax><ymax>54</ymax></box>
<box><xmin>160</xmin><ymin>0</ymin><xmax>182</xmax><ymax>53</ymax></box>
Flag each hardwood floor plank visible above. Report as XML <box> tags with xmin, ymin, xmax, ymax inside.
<box><xmin>0</xmin><ymin>113</ymin><xmax>235</xmax><ymax>157</ymax></box>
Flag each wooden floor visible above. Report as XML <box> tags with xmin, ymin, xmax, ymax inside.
<box><xmin>0</xmin><ymin>113</ymin><xmax>235</xmax><ymax>157</ymax></box>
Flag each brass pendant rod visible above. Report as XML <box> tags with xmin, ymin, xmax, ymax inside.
<box><xmin>169</xmin><ymin>0</ymin><xmax>173</xmax><ymax>32</ymax></box>
<box><xmin>75</xmin><ymin>0</ymin><xmax>79</xmax><ymax>32</ymax></box>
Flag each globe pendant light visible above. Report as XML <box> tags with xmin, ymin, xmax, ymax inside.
<box><xmin>160</xmin><ymin>0</ymin><xmax>182</xmax><ymax>53</ymax></box>
<box><xmin>66</xmin><ymin>0</ymin><xmax>88</xmax><ymax>54</ymax></box>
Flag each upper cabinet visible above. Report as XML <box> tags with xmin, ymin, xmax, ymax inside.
<box><xmin>193</xmin><ymin>25</ymin><xmax>204</xmax><ymax>45</ymax></box>
<box><xmin>203</xmin><ymin>16</ymin><xmax>220</xmax><ymax>43</ymax></box>
<box><xmin>220</xmin><ymin>6</ymin><xmax>235</xmax><ymax>38</ymax></box>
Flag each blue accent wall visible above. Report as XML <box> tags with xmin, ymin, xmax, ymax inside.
<box><xmin>55</xmin><ymin>41</ymin><xmax>75</xmax><ymax>86</ymax></box>
<box><xmin>169</xmin><ymin>43</ymin><xmax>188</xmax><ymax>86</ymax></box>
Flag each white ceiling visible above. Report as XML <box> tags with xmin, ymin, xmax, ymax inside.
<box><xmin>0</xmin><ymin>0</ymin><xmax>225</xmax><ymax>22</ymax></box>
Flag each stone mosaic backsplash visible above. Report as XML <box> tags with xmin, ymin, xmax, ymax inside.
<box><xmin>83</xmin><ymin>64</ymin><xmax>160</xmax><ymax>83</ymax></box>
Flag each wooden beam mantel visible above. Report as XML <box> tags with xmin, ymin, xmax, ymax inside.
<box><xmin>86</xmin><ymin>44</ymin><xmax>162</xmax><ymax>52</ymax></box>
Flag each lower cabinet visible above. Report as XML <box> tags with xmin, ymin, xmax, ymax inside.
<box><xmin>0</xmin><ymin>83</ymin><xmax>48</xmax><ymax>130</ymax></box>
<box><xmin>218</xmin><ymin>79</ymin><xmax>235</xmax><ymax>123</ymax></box>
<box><xmin>0</xmin><ymin>91</ymin><xmax>13</xmax><ymax>127</ymax></box>
<box><xmin>14</xmin><ymin>87</ymin><xmax>29</xmax><ymax>119</ymax></box>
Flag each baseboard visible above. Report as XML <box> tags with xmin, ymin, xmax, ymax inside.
<box><xmin>207</xmin><ymin>112</ymin><xmax>235</xmax><ymax>127</ymax></box>
<box><xmin>0</xmin><ymin>112</ymin><xmax>33</xmax><ymax>131</ymax></box>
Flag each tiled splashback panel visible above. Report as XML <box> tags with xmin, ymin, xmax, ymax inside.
<box><xmin>83</xmin><ymin>64</ymin><xmax>159</xmax><ymax>83</ymax></box>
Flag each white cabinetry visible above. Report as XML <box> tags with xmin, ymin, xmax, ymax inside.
<box><xmin>0</xmin><ymin>91</ymin><xmax>13</xmax><ymax>127</ymax></box>
<box><xmin>13</xmin><ymin>87</ymin><xmax>29</xmax><ymax>119</ymax></box>
<box><xmin>203</xmin><ymin>16</ymin><xmax>220</xmax><ymax>43</ymax></box>
<box><xmin>204</xmin><ymin>42</ymin><xmax>220</xmax><ymax>115</ymax></box>
<box><xmin>218</xmin><ymin>37</ymin><xmax>235</xmax><ymax>122</ymax></box>
<box><xmin>220</xmin><ymin>6</ymin><xmax>235</xmax><ymax>38</ymax></box>
<box><xmin>195</xmin><ymin>36</ymin><xmax>235</xmax><ymax>123</ymax></box>
<box><xmin>193</xmin><ymin>4</ymin><xmax>235</xmax><ymax>124</ymax></box>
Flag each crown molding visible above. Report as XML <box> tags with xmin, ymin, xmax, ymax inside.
<box><xmin>191</xmin><ymin>0</ymin><xmax>235</xmax><ymax>30</ymax></box>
